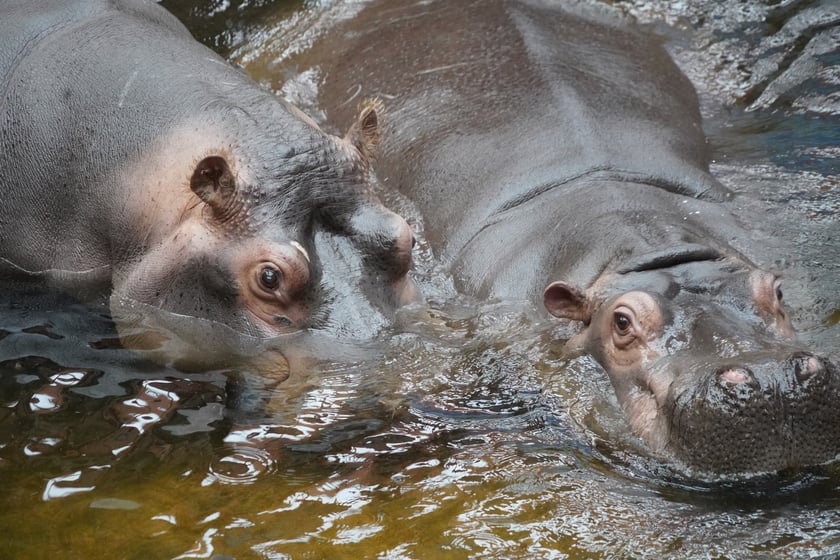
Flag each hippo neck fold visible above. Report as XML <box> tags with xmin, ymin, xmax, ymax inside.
<box><xmin>616</xmin><ymin>245</ymin><xmax>725</xmax><ymax>275</ymax></box>
<box><xmin>451</xmin><ymin>177</ymin><xmax>756</xmax><ymax>302</ymax></box>
<box><xmin>493</xmin><ymin>167</ymin><xmax>732</xmax><ymax>218</ymax></box>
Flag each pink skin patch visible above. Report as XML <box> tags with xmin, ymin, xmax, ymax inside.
<box><xmin>720</xmin><ymin>368</ymin><xmax>749</xmax><ymax>385</ymax></box>
<box><xmin>796</xmin><ymin>356</ymin><xmax>823</xmax><ymax>381</ymax></box>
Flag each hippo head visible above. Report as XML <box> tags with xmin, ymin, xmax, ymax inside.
<box><xmin>544</xmin><ymin>248</ymin><xmax>840</xmax><ymax>478</ymax></box>
<box><xmin>113</xmin><ymin>100</ymin><xmax>416</xmax><ymax>339</ymax></box>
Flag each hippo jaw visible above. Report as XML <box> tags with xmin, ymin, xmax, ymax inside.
<box><xmin>545</xmin><ymin>261</ymin><xmax>840</xmax><ymax>478</ymax></box>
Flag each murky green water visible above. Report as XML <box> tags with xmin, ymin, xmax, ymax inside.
<box><xmin>2</xmin><ymin>1</ymin><xmax>839</xmax><ymax>558</ymax></box>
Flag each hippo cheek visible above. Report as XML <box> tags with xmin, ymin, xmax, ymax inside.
<box><xmin>246</xmin><ymin>349</ymin><xmax>292</xmax><ymax>386</ymax></box>
<box><xmin>112</xmin><ymin>226</ymin><xmax>221</xmax><ymax>312</ymax></box>
<box><xmin>604</xmin><ymin>357</ymin><xmax>675</xmax><ymax>453</ymax></box>
<box><xmin>243</xmin><ymin>294</ymin><xmax>309</xmax><ymax>334</ymax></box>
<box><xmin>612</xmin><ymin>369</ymin><xmax>673</xmax><ymax>453</ymax></box>
<box><xmin>569</xmin><ymin>295</ymin><xmax>674</xmax><ymax>450</ymax></box>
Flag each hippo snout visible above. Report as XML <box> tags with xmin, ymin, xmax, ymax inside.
<box><xmin>670</xmin><ymin>352</ymin><xmax>840</xmax><ymax>477</ymax></box>
<box><xmin>713</xmin><ymin>353</ymin><xmax>830</xmax><ymax>397</ymax></box>
<box><xmin>713</xmin><ymin>353</ymin><xmax>831</xmax><ymax>393</ymax></box>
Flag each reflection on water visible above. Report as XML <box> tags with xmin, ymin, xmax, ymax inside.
<box><xmin>5</xmin><ymin>288</ymin><xmax>840</xmax><ymax>557</ymax></box>
<box><xmin>1</xmin><ymin>0</ymin><xmax>839</xmax><ymax>558</ymax></box>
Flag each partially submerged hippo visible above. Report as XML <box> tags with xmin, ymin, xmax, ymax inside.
<box><xmin>285</xmin><ymin>0</ymin><xmax>840</xmax><ymax>477</ymax></box>
<box><xmin>0</xmin><ymin>0</ymin><xmax>415</xmax><ymax>342</ymax></box>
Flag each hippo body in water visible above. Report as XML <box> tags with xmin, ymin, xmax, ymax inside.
<box><xmin>284</xmin><ymin>0</ymin><xmax>840</xmax><ymax>477</ymax></box>
<box><xmin>0</xmin><ymin>0</ymin><xmax>415</xmax><ymax>343</ymax></box>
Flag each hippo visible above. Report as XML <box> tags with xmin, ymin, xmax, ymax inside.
<box><xmin>280</xmin><ymin>0</ymin><xmax>840</xmax><ymax>477</ymax></box>
<box><xmin>0</xmin><ymin>0</ymin><xmax>415</xmax><ymax>346</ymax></box>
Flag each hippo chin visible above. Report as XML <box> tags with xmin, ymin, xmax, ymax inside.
<box><xmin>286</xmin><ymin>0</ymin><xmax>840</xmax><ymax>476</ymax></box>
<box><xmin>0</xmin><ymin>0</ymin><xmax>416</xmax><ymax>343</ymax></box>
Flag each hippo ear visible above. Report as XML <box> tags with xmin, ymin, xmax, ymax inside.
<box><xmin>544</xmin><ymin>281</ymin><xmax>591</xmax><ymax>323</ymax></box>
<box><xmin>345</xmin><ymin>98</ymin><xmax>384</xmax><ymax>162</ymax></box>
<box><xmin>190</xmin><ymin>156</ymin><xmax>237</xmax><ymax>216</ymax></box>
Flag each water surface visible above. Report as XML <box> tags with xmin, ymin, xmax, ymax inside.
<box><xmin>1</xmin><ymin>0</ymin><xmax>839</xmax><ymax>558</ymax></box>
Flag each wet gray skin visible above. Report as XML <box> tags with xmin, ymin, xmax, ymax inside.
<box><xmin>282</xmin><ymin>0</ymin><xmax>840</xmax><ymax>477</ymax></box>
<box><xmin>0</xmin><ymin>0</ymin><xmax>416</xmax><ymax>345</ymax></box>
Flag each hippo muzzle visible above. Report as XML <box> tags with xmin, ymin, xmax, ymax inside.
<box><xmin>667</xmin><ymin>351</ymin><xmax>840</xmax><ymax>477</ymax></box>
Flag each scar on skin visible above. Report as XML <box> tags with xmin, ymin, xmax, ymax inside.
<box><xmin>117</xmin><ymin>69</ymin><xmax>139</xmax><ymax>108</ymax></box>
<box><xmin>290</xmin><ymin>241</ymin><xmax>310</xmax><ymax>263</ymax></box>
<box><xmin>0</xmin><ymin>257</ymin><xmax>110</xmax><ymax>276</ymax></box>
<box><xmin>416</xmin><ymin>61</ymin><xmax>472</xmax><ymax>75</ymax></box>
<box><xmin>341</xmin><ymin>84</ymin><xmax>362</xmax><ymax>107</ymax></box>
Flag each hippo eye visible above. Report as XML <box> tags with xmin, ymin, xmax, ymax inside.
<box><xmin>259</xmin><ymin>266</ymin><xmax>282</xmax><ymax>291</ymax></box>
<box><xmin>614</xmin><ymin>311</ymin><xmax>632</xmax><ymax>336</ymax></box>
<box><xmin>775</xmin><ymin>285</ymin><xmax>783</xmax><ymax>302</ymax></box>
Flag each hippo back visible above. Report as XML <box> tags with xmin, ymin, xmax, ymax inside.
<box><xmin>289</xmin><ymin>0</ymin><xmax>734</xmax><ymax>299</ymax></box>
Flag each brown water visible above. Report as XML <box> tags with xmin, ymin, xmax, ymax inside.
<box><xmin>2</xmin><ymin>1</ymin><xmax>840</xmax><ymax>558</ymax></box>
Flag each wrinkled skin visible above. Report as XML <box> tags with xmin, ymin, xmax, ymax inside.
<box><xmin>284</xmin><ymin>0</ymin><xmax>840</xmax><ymax>477</ymax></box>
<box><xmin>0</xmin><ymin>0</ymin><xmax>416</xmax><ymax>346</ymax></box>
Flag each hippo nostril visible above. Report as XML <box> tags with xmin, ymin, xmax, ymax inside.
<box><xmin>719</xmin><ymin>367</ymin><xmax>750</xmax><ymax>386</ymax></box>
<box><xmin>714</xmin><ymin>367</ymin><xmax>759</xmax><ymax>402</ymax></box>
<box><xmin>794</xmin><ymin>355</ymin><xmax>824</xmax><ymax>383</ymax></box>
